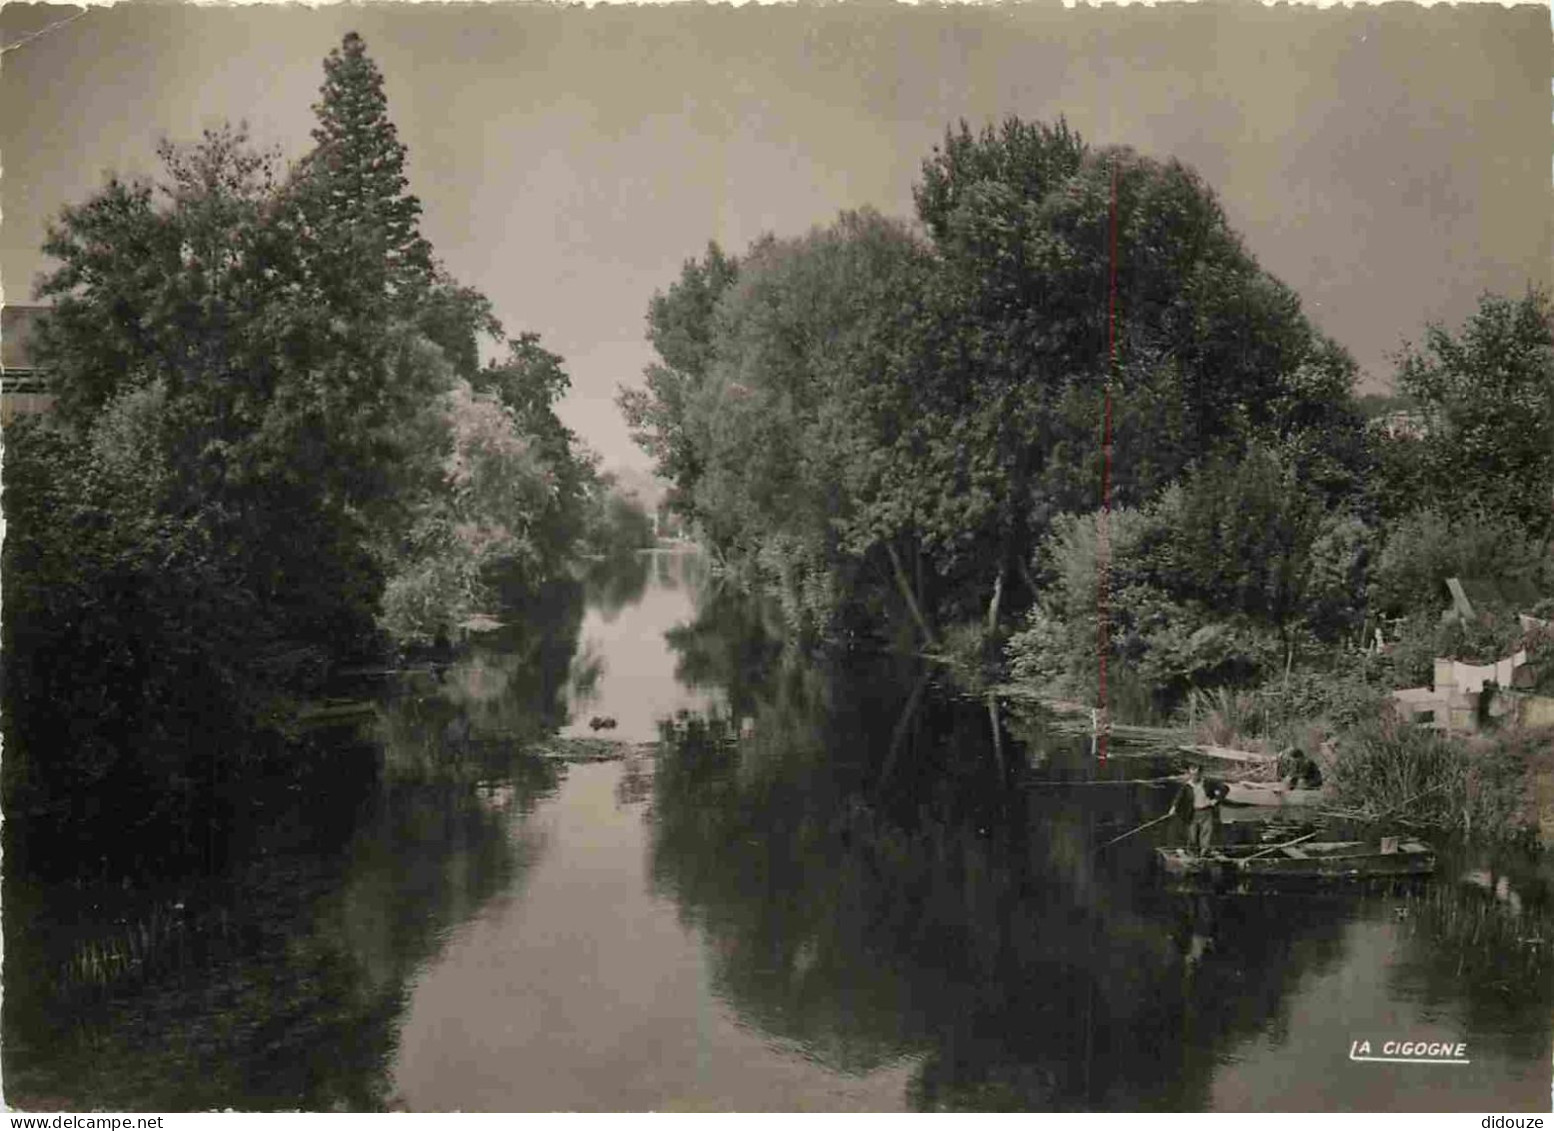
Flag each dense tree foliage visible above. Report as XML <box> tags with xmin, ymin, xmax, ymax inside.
<box><xmin>619</xmin><ymin>242</ymin><xmax>739</xmax><ymax>523</ymax></box>
<box><xmin>622</xmin><ymin>117</ymin><xmax>1369</xmax><ymax>645</ymax></box>
<box><xmin>1378</xmin><ymin>290</ymin><xmax>1554</xmax><ymax>538</ymax></box>
<box><xmin>1367</xmin><ymin>508</ymin><xmax>1548</xmax><ymax>620</ymax></box>
<box><xmin>1006</xmin><ymin>446</ymin><xmax>1372</xmax><ymax>702</ymax></box>
<box><xmin>473</xmin><ymin>332</ymin><xmax>607</xmax><ymax>575</ymax></box>
<box><xmin>894</xmin><ymin>122</ymin><xmax>1367</xmax><ymax>626</ymax></box>
<box><xmin>3</xmin><ymin>34</ymin><xmax>603</xmax><ymax>866</ymax></box>
<box><xmin>624</xmin><ymin>119</ymin><xmax>1550</xmax><ymax>715</ymax></box>
<box><xmin>1351</xmin><ymin>291</ymin><xmax>1554</xmax><ymax>681</ymax></box>
<box><xmin>1009</xmin><ymin>288</ymin><xmax>1554</xmax><ymax>708</ymax></box>
<box><xmin>293</xmin><ymin>31</ymin><xmax>436</xmax><ymax>318</ymax></box>
<box><xmin>672</xmin><ymin>211</ymin><xmax>934</xmax><ymax>637</ymax></box>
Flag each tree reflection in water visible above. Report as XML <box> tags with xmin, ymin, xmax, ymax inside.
<box><xmin>645</xmin><ymin>693</ymin><xmax>1370</xmax><ymax>1108</ymax></box>
<box><xmin>9</xmin><ymin>553</ymin><xmax>1550</xmax><ymax>1112</ymax></box>
<box><xmin>646</xmin><ymin>587</ymin><xmax>1552</xmax><ymax>1111</ymax></box>
<box><xmin>2</xmin><ymin>573</ymin><xmax>591</xmax><ymax>1112</ymax></box>
<box><xmin>584</xmin><ymin>549</ymin><xmax>654</xmax><ymax>623</ymax></box>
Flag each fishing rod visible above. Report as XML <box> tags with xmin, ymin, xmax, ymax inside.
<box><xmin>1095</xmin><ymin>809</ymin><xmax>1175</xmax><ymax>852</ymax></box>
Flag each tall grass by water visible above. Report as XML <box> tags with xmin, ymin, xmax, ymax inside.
<box><xmin>1182</xmin><ymin>687</ymin><xmax>1270</xmax><ymax>749</ymax></box>
<box><xmin>1329</xmin><ymin>718</ymin><xmax>1534</xmax><ymax>841</ymax></box>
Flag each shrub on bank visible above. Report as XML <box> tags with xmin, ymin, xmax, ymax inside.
<box><xmin>1381</xmin><ymin>607</ymin><xmax>1546</xmax><ymax>691</ymax></box>
<box><xmin>1171</xmin><ymin>653</ymin><xmax>1392</xmax><ymax>754</ymax></box>
<box><xmin>1328</xmin><ymin>717</ymin><xmax>1532</xmax><ymax>841</ymax></box>
<box><xmin>1368</xmin><ymin>508</ymin><xmax>1546</xmax><ymax>620</ymax></box>
<box><xmin>1256</xmin><ymin>657</ymin><xmax>1395</xmax><ymax>732</ymax></box>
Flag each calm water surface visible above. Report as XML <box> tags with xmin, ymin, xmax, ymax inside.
<box><xmin>6</xmin><ymin>547</ymin><xmax>1551</xmax><ymax>1111</ymax></box>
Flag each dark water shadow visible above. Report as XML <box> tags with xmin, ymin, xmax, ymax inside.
<box><xmin>2</xmin><ymin>576</ymin><xmax>591</xmax><ymax>1111</ymax></box>
<box><xmin>645</xmin><ymin>585</ymin><xmax>1554</xmax><ymax>1111</ymax></box>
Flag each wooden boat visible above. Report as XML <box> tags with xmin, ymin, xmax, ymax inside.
<box><xmin>1179</xmin><ymin>743</ymin><xmax>1279</xmax><ymax>767</ymax></box>
<box><xmin>1217</xmin><ymin>807</ymin><xmax>1313</xmax><ymax>827</ymax></box>
<box><xmin>1221</xmin><ymin>780</ymin><xmax>1327</xmax><ymax>808</ymax></box>
<box><xmin>1156</xmin><ymin>839</ymin><xmax>1436</xmax><ymax>882</ymax></box>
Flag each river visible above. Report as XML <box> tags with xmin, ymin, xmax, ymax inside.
<box><xmin>5</xmin><ymin>546</ymin><xmax>1551</xmax><ymax>1111</ymax></box>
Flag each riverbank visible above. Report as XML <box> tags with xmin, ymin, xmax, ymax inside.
<box><xmin>995</xmin><ymin>676</ymin><xmax>1554</xmax><ymax>847</ymax></box>
<box><xmin>1525</xmin><ymin>737</ymin><xmax>1554</xmax><ymax>848</ymax></box>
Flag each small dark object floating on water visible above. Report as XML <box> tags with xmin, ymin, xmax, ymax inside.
<box><xmin>588</xmin><ymin>716</ymin><xmax>618</xmax><ymax>731</ymax></box>
<box><xmin>1157</xmin><ymin>838</ymin><xmax>1436</xmax><ymax>883</ymax></box>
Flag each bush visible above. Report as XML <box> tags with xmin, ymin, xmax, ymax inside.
<box><xmin>1009</xmin><ymin>448</ymin><xmax>1374</xmax><ymax>706</ymax></box>
<box><xmin>1174</xmin><ymin>661</ymin><xmax>1392</xmax><ymax>756</ymax></box>
<box><xmin>1117</xmin><ymin>597</ymin><xmax>1281</xmax><ymax>697</ymax></box>
<box><xmin>1369</xmin><ymin>508</ymin><xmax>1546</xmax><ymax>619</ymax></box>
<box><xmin>753</xmin><ymin>532</ymin><xmax>842</xmax><ymax>642</ymax></box>
<box><xmin>1256</xmin><ymin>659</ymin><xmax>1394</xmax><ymax>732</ymax></box>
<box><xmin>378</xmin><ymin>533</ymin><xmax>482</xmax><ymax>648</ymax></box>
<box><xmin>1434</xmin><ymin>608</ymin><xmax>1532</xmax><ymax>664</ymax></box>
<box><xmin>2</xmin><ymin>416</ymin><xmax>296</xmax><ymax>868</ymax></box>
<box><xmin>378</xmin><ymin>378</ymin><xmax>554</xmax><ymax>650</ymax></box>
<box><xmin>1006</xmin><ymin>603</ymin><xmax>1071</xmax><ymax>691</ymax></box>
<box><xmin>1384</xmin><ymin>607</ymin><xmax>1533</xmax><ymax>689</ymax></box>
<box><xmin>1007</xmin><ymin>504</ymin><xmax>1288</xmax><ymax>702</ymax></box>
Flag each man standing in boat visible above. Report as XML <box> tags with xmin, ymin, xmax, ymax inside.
<box><xmin>1175</xmin><ymin>763</ymin><xmax>1229</xmax><ymax>857</ymax></box>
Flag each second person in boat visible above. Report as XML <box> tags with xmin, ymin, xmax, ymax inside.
<box><xmin>1278</xmin><ymin>745</ymin><xmax>1325</xmax><ymax>791</ymax></box>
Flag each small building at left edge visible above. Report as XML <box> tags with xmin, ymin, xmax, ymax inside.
<box><xmin>2</xmin><ymin>304</ymin><xmax>54</xmax><ymax>425</ymax></box>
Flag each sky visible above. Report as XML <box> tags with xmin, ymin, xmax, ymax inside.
<box><xmin>2</xmin><ymin>1</ymin><xmax>1550</xmax><ymax>473</ymax></box>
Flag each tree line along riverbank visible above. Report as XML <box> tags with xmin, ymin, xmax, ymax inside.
<box><xmin>5</xmin><ymin>41</ymin><xmax>1551</xmax><ymax>876</ymax></box>
<box><xmin>618</xmin><ymin>118</ymin><xmax>1554</xmax><ymax>846</ymax></box>
<box><xmin>1</xmin><ymin>34</ymin><xmax>654</xmax><ymax>878</ymax></box>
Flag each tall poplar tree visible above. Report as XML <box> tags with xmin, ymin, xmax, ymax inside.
<box><xmin>617</xmin><ymin>243</ymin><xmax>740</xmax><ymax>527</ymax></box>
<box><xmin>294</xmin><ymin>31</ymin><xmax>435</xmax><ymax>316</ymax></box>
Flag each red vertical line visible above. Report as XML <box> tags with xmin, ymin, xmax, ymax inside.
<box><xmin>1098</xmin><ymin>159</ymin><xmax>1118</xmax><ymax>763</ymax></box>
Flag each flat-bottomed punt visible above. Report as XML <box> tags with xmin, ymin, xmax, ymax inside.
<box><xmin>1221</xmin><ymin>780</ymin><xmax>1327</xmax><ymax>808</ymax></box>
<box><xmin>1178</xmin><ymin>743</ymin><xmax>1279</xmax><ymax>767</ymax></box>
<box><xmin>1157</xmin><ymin>839</ymin><xmax>1436</xmax><ymax>882</ymax></box>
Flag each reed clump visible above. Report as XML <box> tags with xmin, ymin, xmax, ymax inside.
<box><xmin>1399</xmin><ymin>876</ymin><xmax>1549</xmax><ymax>987</ymax></box>
<box><xmin>1328</xmin><ymin>716</ymin><xmax>1532</xmax><ymax>841</ymax></box>
<box><xmin>1183</xmin><ymin>687</ymin><xmax>1268</xmax><ymax>750</ymax></box>
<box><xmin>1178</xmin><ymin>687</ymin><xmax>1291</xmax><ymax>781</ymax></box>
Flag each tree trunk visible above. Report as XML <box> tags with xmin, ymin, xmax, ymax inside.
<box><xmin>887</xmin><ymin>540</ymin><xmax>937</xmax><ymax>649</ymax></box>
<box><xmin>987</xmin><ymin>691</ymin><xmax>1006</xmax><ymax>775</ymax></box>
<box><xmin>1017</xmin><ymin>554</ymin><xmax>1038</xmax><ymax>606</ymax></box>
<box><xmin>986</xmin><ymin>563</ymin><xmax>1005</xmax><ymax>634</ymax></box>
